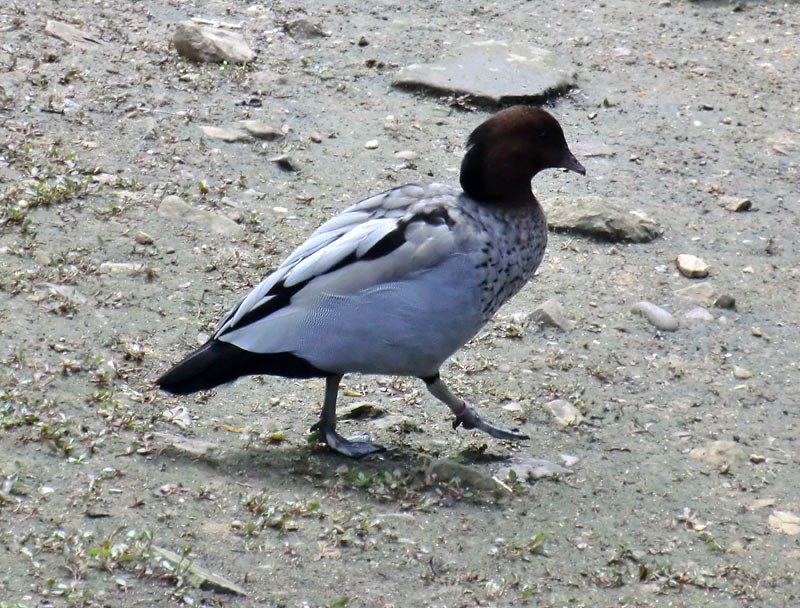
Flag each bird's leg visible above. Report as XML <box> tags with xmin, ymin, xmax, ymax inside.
<box><xmin>422</xmin><ymin>373</ymin><xmax>529</xmax><ymax>441</ymax></box>
<box><xmin>310</xmin><ymin>374</ymin><xmax>385</xmax><ymax>457</ymax></box>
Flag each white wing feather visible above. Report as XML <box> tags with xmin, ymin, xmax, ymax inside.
<box><xmin>215</xmin><ymin>184</ymin><xmax>462</xmax><ymax>338</ymax></box>
<box><xmin>283</xmin><ymin>218</ymin><xmax>398</xmax><ymax>287</ymax></box>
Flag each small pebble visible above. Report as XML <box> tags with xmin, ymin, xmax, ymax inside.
<box><xmin>269</xmin><ymin>155</ymin><xmax>297</xmax><ymax>172</ymax></box>
<box><xmin>560</xmin><ymin>453</ymin><xmax>579</xmax><ymax>467</ymax></box>
<box><xmin>364</xmin><ymin>139</ymin><xmax>379</xmax><ymax>149</ymax></box>
<box><xmin>532</xmin><ymin>298</ymin><xmax>572</xmax><ymax>331</ymax></box>
<box><xmin>309</xmin><ymin>131</ymin><xmax>323</xmax><ymax>143</ymax></box>
<box><xmin>198</xmin><ymin>125</ymin><xmax>250</xmax><ymax>142</ymax></box>
<box><xmin>684</xmin><ymin>306</ymin><xmax>713</xmax><ymax>323</ymax></box>
<box><xmin>718</xmin><ymin>196</ymin><xmax>752</xmax><ymax>212</ymax></box>
<box><xmin>676</xmin><ymin>254</ymin><xmax>710</xmax><ymax>278</ymax></box>
<box><xmin>358</xmin><ymin>35</ymin><xmax>369</xmax><ymax>47</ymax></box>
<box><xmin>394</xmin><ymin>150</ymin><xmax>418</xmax><ymax>160</ymax></box>
<box><xmin>631</xmin><ymin>301</ymin><xmax>679</xmax><ymax>332</ymax></box>
<box><xmin>714</xmin><ymin>294</ymin><xmax>736</xmax><ymax>310</ymax></box>
<box><xmin>749</xmin><ymin>454</ymin><xmax>766</xmax><ymax>464</ymax></box>
<box><xmin>546</xmin><ymin>399</ymin><xmax>584</xmax><ymax>428</ymax></box>
<box><xmin>751</xmin><ymin>327</ymin><xmax>762</xmax><ymax>337</ymax></box>
<box><xmin>733</xmin><ymin>365</ymin><xmax>753</xmax><ymax>379</ymax></box>
<box><xmin>135</xmin><ymin>231</ymin><xmax>154</xmax><ymax>245</ymax></box>
<box><xmin>98</xmin><ymin>261</ymin><xmax>144</xmax><ymax>275</ymax></box>
<box><xmin>240</xmin><ymin>120</ymin><xmax>283</xmax><ymax>140</ymax></box>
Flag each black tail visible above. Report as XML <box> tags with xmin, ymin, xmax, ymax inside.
<box><xmin>156</xmin><ymin>339</ymin><xmax>328</xmax><ymax>395</ymax></box>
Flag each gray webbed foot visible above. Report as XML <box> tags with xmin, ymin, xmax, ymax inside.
<box><xmin>423</xmin><ymin>374</ymin><xmax>528</xmax><ymax>442</ymax></box>
<box><xmin>311</xmin><ymin>422</ymin><xmax>385</xmax><ymax>458</ymax></box>
<box><xmin>312</xmin><ymin>374</ymin><xmax>385</xmax><ymax>458</ymax></box>
<box><xmin>452</xmin><ymin>405</ymin><xmax>529</xmax><ymax>441</ymax></box>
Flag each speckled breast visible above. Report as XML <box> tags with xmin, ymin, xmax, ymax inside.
<box><xmin>459</xmin><ymin>197</ymin><xmax>548</xmax><ymax>322</ymax></box>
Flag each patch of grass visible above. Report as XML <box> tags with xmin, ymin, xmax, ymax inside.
<box><xmin>0</xmin><ymin>138</ymin><xmax>88</xmax><ymax>227</ymax></box>
<box><xmin>489</xmin><ymin>532</ymin><xmax>546</xmax><ymax>561</ymax></box>
<box><xmin>241</xmin><ymin>493</ymin><xmax>325</xmax><ymax>534</ymax></box>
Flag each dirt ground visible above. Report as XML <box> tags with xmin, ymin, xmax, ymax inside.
<box><xmin>1</xmin><ymin>0</ymin><xmax>799</xmax><ymax>606</ymax></box>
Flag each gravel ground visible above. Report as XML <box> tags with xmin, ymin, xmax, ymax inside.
<box><xmin>1</xmin><ymin>1</ymin><xmax>799</xmax><ymax>606</ymax></box>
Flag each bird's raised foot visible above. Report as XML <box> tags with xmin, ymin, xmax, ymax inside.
<box><xmin>452</xmin><ymin>404</ymin><xmax>529</xmax><ymax>441</ymax></box>
<box><xmin>311</xmin><ymin>422</ymin><xmax>385</xmax><ymax>458</ymax></box>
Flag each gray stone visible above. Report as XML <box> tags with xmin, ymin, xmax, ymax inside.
<box><xmin>158</xmin><ymin>195</ymin><xmax>244</xmax><ymax>238</ymax></box>
<box><xmin>631</xmin><ymin>301</ymin><xmax>679</xmax><ymax>332</ymax></box>
<box><xmin>714</xmin><ymin>294</ymin><xmax>736</xmax><ymax>310</ymax></box>
<box><xmin>546</xmin><ymin>399</ymin><xmax>584</xmax><ymax>428</ymax></box>
<box><xmin>675</xmin><ymin>282</ymin><xmax>715</xmax><ymax>305</ymax></box>
<box><xmin>198</xmin><ymin>125</ymin><xmax>250</xmax><ymax>142</ymax></box>
<box><xmin>240</xmin><ymin>120</ymin><xmax>283</xmax><ymax>140</ymax></box>
<box><xmin>688</xmin><ymin>440</ymin><xmax>744</xmax><ymax>467</ymax></box>
<box><xmin>172</xmin><ymin>21</ymin><xmax>255</xmax><ymax>64</ymax></box>
<box><xmin>338</xmin><ymin>402</ymin><xmax>386</xmax><ymax>420</ymax></box>
<box><xmin>684</xmin><ymin>306</ymin><xmax>714</xmax><ymax>323</ymax></box>
<box><xmin>676</xmin><ymin>254</ymin><xmax>710</xmax><ymax>278</ymax></box>
<box><xmin>269</xmin><ymin>155</ymin><xmax>298</xmax><ymax>172</ymax></box>
<box><xmin>532</xmin><ymin>298</ymin><xmax>572</xmax><ymax>331</ymax></box>
<box><xmin>135</xmin><ymin>231</ymin><xmax>154</xmax><ymax>245</ymax></box>
<box><xmin>392</xmin><ymin>41</ymin><xmax>576</xmax><ymax>106</ymax></box>
<box><xmin>543</xmin><ymin>196</ymin><xmax>661</xmax><ymax>243</ymax></box>
<box><xmin>45</xmin><ymin>19</ymin><xmax>101</xmax><ymax>49</ymax></box>
<box><xmin>718</xmin><ymin>196</ymin><xmax>752</xmax><ymax>212</ymax></box>
<box><xmin>97</xmin><ymin>262</ymin><xmax>146</xmax><ymax>275</ymax></box>
<box><xmin>284</xmin><ymin>18</ymin><xmax>326</xmax><ymax>40</ymax></box>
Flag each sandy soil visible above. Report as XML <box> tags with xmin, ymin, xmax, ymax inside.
<box><xmin>1</xmin><ymin>0</ymin><xmax>799</xmax><ymax>606</ymax></box>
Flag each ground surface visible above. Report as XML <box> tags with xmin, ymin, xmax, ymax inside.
<box><xmin>1</xmin><ymin>1</ymin><xmax>799</xmax><ymax>606</ymax></box>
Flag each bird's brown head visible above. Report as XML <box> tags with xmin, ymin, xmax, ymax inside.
<box><xmin>460</xmin><ymin>106</ymin><xmax>585</xmax><ymax>205</ymax></box>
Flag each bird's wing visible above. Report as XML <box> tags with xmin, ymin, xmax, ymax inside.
<box><xmin>214</xmin><ymin>184</ymin><xmax>461</xmax><ymax>338</ymax></box>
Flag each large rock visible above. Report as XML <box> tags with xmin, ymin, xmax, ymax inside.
<box><xmin>543</xmin><ymin>196</ymin><xmax>661</xmax><ymax>243</ymax></box>
<box><xmin>172</xmin><ymin>22</ymin><xmax>255</xmax><ymax>64</ymax></box>
<box><xmin>392</xmin><ymin>41</ymin><xmax>576</xmax><ymax>105</ymax></box>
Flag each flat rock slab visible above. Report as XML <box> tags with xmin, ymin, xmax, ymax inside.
<box><xmin>158</xmin><ymin>195</ymin><xmax>244</xmax><ymax>238</ymax></box>
<box><xmin>543</xmin><ymin>195</ymin><xmax>661</xmax><ymax>243</ymax></box>
<box><xmin>172</xmin><ymin>21</ymin><xmax>255</xmax><ymax>64</ymax></box>
<box><xmin>392</xmin><ymin>41</ymin><xmax>576</xmax><ymax>105</ymax></box>
<box><xmin>198</xmin><ymin>125</ymin><xmax>250</xmax><ymax>142</ymax></box>
<box><xmin>45</xmin><ymin>19</ymin><xmax>102</xmax><ymax>49</ymax></box>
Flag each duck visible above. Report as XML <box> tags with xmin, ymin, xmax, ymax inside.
<box><xmin>156</xmin><ymin>105</ymin><xmax>585</xmax><ymax>457</ymax></box>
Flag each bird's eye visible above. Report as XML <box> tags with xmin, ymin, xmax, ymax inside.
<box><xmin>538</xmin><ymin>130</ymin><xmax>550</xmax><ymax>141</ymax></box>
